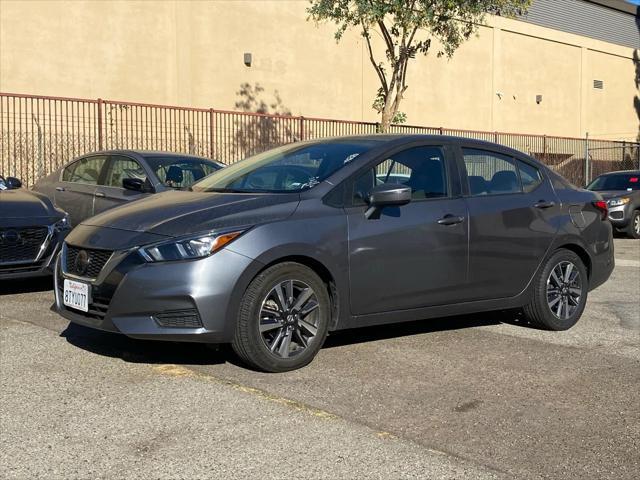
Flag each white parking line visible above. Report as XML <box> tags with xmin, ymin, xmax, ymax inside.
<box><xmin>615</xmin><ymin>259</ymin><xmax>640</xmax><ymax>268</ymax></box>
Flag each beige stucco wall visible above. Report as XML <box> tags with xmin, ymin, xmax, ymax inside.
<box><xmin>0</xmin><ymin>0</ymin><xmax>638</xmax><ymax>140</ymax></box>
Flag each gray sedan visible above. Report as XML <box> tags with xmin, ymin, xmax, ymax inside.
<box><xmin>53</xmin><ymin>135</ymin><xmax>613</xmax><ymax>372</ymax></box>
<box><xmin>33</xmin><ymin>150</ymin><xmax>224</xmax><ymax>226</ymax></box>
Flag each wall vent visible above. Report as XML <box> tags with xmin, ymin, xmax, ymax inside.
<box><xmin>593</xmin><ymin>79</ymin><xmax>604</xmax><ymax>89</ymax></box>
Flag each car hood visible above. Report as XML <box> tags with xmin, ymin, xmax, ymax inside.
<box><xmin>0</xmin><ymin>188</ymin><xmax>63</xmax><ymax>219</ymax></box>
<box><xmin>596</xmin><ymin>190</ymin><xmax>636</xmax><ymax>200</ymax></box>
<box><xmin>80</xmin><ymin>190</ymin><xmax>301</xmax><ymax>236</ymax></box>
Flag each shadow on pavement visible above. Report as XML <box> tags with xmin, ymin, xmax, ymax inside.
<box><xmin>0</xmin><ymin>276</ymin><xmax>53</xmax><ymax>296</ymax></box>
<box><xmin>60</xmin><ymin>323</ymin><xmax>228</xmax><ymax>366</ymax></box>
<box><xmin>61</xmin><ymin>309</ymin><xmax>532</xmax><ymax>367</ymax></box>
<box><xmin>323</xmin><ymin>310</ymin><xmax>528</xmax><ymax>348</ymax></box>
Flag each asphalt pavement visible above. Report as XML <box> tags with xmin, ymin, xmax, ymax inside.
<box><xmin>1</xmin><ymin>238</ymin><xmax>638</xmax><ymax>479</ymax></box>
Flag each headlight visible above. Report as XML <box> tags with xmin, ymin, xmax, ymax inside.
<box><xmin>138</xmin><ymin>229</ymin><xmax>246</xmax><ymax>262</ymax></box>
<box><xmin>52</xmin><ymin>215</ymin><xmax>71</xmax><ymax>233</ymax></box>
<box><xmin>608</xmin><ymin>197</ymin><xmax>630</xmax><ymax>207</ymax></box>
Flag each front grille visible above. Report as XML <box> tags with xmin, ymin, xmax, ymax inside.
<box><xmin>0</xmin><ymin>227</ymin><xmax>48</xmax><ymax>263</ymax></box>
<box><xmin>0</xmin><ymin>261</ymin><xmax>45</xmax><ymax>275</ymax></box>
<box><xmin>65</xmin><ymin>245</ymin><xmax>113</xmax><ymax>279</ymax></box>
<box><xmin>154</xmin><ymin>309</ymin><xmax>203</xmax><ymax>328</ymax></box>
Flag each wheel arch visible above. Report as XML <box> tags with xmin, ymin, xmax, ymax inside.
<box><xmin>257</xmin><ymin>255</ymin><xmax>341</xmax><ymax>330</ymax></box>
<box><xmin>554</xmin><ymin>242</ymin><xmax>592</xmax><ymax>280</ymax></box>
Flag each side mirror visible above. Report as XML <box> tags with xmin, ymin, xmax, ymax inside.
<box><xmin>5</xmin><ymin>176</ymin><xmax>22</xmax><ymax>189</ymax></box>
<box><xmin>123</xmin><ymin>177</ymin><xmax>154</xmax><ymax>193</ymax></box>
<box><xmin>365</xmin><ymin>183</ymin><xmax>411</xmax><ymax>219</ymax></box>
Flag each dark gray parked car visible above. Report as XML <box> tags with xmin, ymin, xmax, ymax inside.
<box><xmin>0</xmin><ymin>175</ymin><xmax>70</xmax><ymax>279</ymax></box>
<box><xmin>586</xmin><ymin>170</ymin><xmax>640</xmax><ymax>239</ymax></box>
<box><xmin>33</xmin><ymin>150</ymin><xmax>224</xmax><ymax>226</ymax></box>
<box><xmin>53</xmin><ymin>135</ymin><xmax>614</xmax><ymax>372</ymax></box>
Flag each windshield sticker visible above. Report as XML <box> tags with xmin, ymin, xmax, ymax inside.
<box><xmin>344</xmin><ymin>153</ymin><xmax>360</xmax><ymax>164</ymax></box>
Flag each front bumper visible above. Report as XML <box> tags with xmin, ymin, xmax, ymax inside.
<box><xmin>53</xmin><ymin>246</ymin><xmax>257</xmax><ymax>343</ymax></box>
<box><xmin>0</xmin><ymin>229</ymin><xmax>67</xmax><ymax>280</ymax></box>
<box><xmin>607</xmin><ymin>203</ymin><xmax>632</xmax><ymax>228</ymax></box>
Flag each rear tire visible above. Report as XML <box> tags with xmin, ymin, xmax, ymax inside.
<box><xmin>232</xmin><ymin>262</ymin><xmax>330</xmax><ymax>372</ymax></box>
<box><xmin>626</xmin><ymin>210</ymin><xmax>640</xmax><ymax>239</ymax></box>
<box><xmin>522</xmin><ymin>249</ymin><xmax>588</xmax><ymax>331</ymax></box>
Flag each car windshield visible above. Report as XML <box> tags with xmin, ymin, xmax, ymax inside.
<box><xmin>191</xmin><ymin>140</ymin><xmax>380</xmax><ymax>193</ymax></box>
<box><xmin>144</xmin><ymin>156</ymin><xmax>222</xmax><ymax>189</ymax></box>
<box><xmin>587</xmin><ymin>173</ymin><xmax>640</xmax><ymax>191</ymax></box>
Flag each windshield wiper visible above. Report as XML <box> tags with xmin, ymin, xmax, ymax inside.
<box><xmin>204</xmin><ymin>187</ymin><xmax>254</xmax><ymax>193</ymax></box>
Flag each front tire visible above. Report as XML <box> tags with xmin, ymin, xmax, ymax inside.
<box><xmin>522</xmin><ymin>249</ymin><xmax>588</xmax><ymax>331</ymax></box>
<box><xmin>232</xmin><ymin>262</ymin><xmax>330</xmax><ymax>372</ymax></box>
<box><xmin>626</xmin><ymin>210</ymin><xmax>640</xmax><ymax>239</ymax></box>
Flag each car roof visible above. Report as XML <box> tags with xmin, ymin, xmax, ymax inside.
<box><xmin>96</xmin><ymin>149</ymin><xmax>212</xmax><ymax>160</ymax></box>
<box><xmin>304</xmin><ymin>134</ymin><xmax>537</xmax><ymax>162</ymax></box>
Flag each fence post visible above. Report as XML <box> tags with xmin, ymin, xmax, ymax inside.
<box><xmin>97</xmin><ymin>98</ymin><xmax>103</xmax><ymax>150</ymax></box>
<box><xmin>209</xmin><ymin>108</ymin><xmax>215</xmax><ymax>159</ymax></box>
<box><xmin>543</xmin><ymin>135</ymin><xmax>547</xmax><ymax>161</ymax></box>
<box><xmin>439</xmin><ymin>126</ymin><xmax>443</xmax><ymax>135</ymax></box>
<box><xmin>584</xmin><ymin>132</ymin><xmax>589</xmax><ymax>185</ymax></box>
<box><xmin>299</xmin><ymin>116</ymin><xmax>304</xmax><ymax>141</ymax></box>
<box><xmin>494</xmin><ymin>131</ymin><xmax>498</xmax><ymax>143</ymax></box>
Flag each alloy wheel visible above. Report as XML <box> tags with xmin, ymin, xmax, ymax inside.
<box><xmin>634</xmin><ymin>214</ymin><xmax>640</xmax><ymax>236</ymax></box>
<box><xmin>546</xmin><ymin>261</ymin><xmax>582</xmax><ymax>320</ymax></box>
<box><xmin>258</xmin><ymin>279</ymin><xmax>320</xmax><ymax>358</ymax></box>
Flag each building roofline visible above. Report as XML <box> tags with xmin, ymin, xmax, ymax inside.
<box><xmin>586</xmin><ymin>0</ymin><xmax>638</xmax><ymax>15</ymax></box>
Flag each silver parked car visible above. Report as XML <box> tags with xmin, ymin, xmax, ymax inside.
<box><xmin>33</xmin><ymin>150</ymin><xmax>224</xmax><ymax>226</ymax></box>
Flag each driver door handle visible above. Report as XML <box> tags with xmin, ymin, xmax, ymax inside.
<box><xmin>534</xmin><ymin>200</ymin><xmax>555</xmax><ymax>209</ymax></box>
<box><xmin>55</xmin><ymin>186</ymin><xmax>65</xmax><ymax>192</ymax></box>
<box><xmin>437</xmin><ymin>214</ymin><xmax>464</xmax><ymax>226</ymax></box>
<box><xmin>94</xmin><ymin>192</ymin><xmax>106</xmax><ymax>198</ymax></box>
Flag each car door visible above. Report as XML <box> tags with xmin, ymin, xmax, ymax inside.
<box><xmin>346</xmin><ymin>144</ymin><xmax>469</xmax><ymax>315</ymax></box>
<box><xmin>54</xmin><ymin>155</ymin><xmax>108</xmax><ymax>226</ymax></box>
<box><xmin>93</xmin><ymin>155</ymin><xmax>152</xmax><ymax>216</ymax></box>
<box><xmin>459</xmin><ymin>147</ymin><xmax>559</xmax><ymax>300</ymax></box>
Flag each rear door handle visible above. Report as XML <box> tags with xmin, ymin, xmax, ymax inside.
<box><xmin>94</xmin><ymin>192</ymin><xmax>106</xmax><ymax>198</ymax></box>
<box><xmin>437</xmin><ymin>214</ymin><xmax>464</xmax><ymax>226</ymax></box>
<box><xmin>534</xmin><ymin>200</ymin><xmax>555</xmax><ymax>209</ymax></box>
<box><xmin>55</xmin><ymin>186</ymin><xmax>65</xmax><ymax>192</ymax></box>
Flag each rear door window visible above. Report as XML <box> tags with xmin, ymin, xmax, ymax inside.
<box><xmin>462</xmin><ymin>149</ymin><xmax>521</xmax><ymax>195</ymax></box>
<box><xmin>103</xmin><ymin>156</ymin><xmax>147</xmax><ymax>188</ymax></box>
<box><xmin>517</xmin><ymin>160</ymin><xmax>543</xmax><ymax>193</ymax></box>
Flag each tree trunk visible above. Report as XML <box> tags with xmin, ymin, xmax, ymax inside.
<box><xmin>380</xmin><ymin>108</ymin><xmax>393</xmax><ymax>133</ymax></box>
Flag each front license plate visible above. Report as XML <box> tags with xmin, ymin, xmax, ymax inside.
<box><xmin>63</xmin><ymin>279</ymin><xmax>90</xmax><ymax>313</ymax></box>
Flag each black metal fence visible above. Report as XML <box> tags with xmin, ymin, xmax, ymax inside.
<box><xmin>1</xmin><ymin>92</ymin><xmax>638</xmax><ymax>187</ymax></box>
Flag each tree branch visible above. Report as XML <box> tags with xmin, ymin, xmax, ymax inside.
<box><xmin>362</xmin><ymin>25</ymin><xmax>388</xmax><ymax>95</ymax></box>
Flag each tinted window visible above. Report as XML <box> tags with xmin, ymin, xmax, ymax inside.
<box><xmin>587</xmin><ymin>173</ymin><xmax>640</xmax><ymax>191</ymax></box>
<box><xmin>145</xmin><ymin>156</ymin><xmax>222</xmax><ymax>189</ymax></box>
<box><xmin>463</xmin><ymin>149</ymin><xmax>521</xmax><ymax>195</ymax></box>
<box><xmin>517</xmin><ymin>160</ymin><xmax>543</xmax><ymax>193</ymax></box>
<box><xmin>104</xmin><ymin>156</ymin><xmax>147</xmax><ymax>187</ymax></box>
<box><xmin>192</xmin><ymin>140</ymin><xmax>381</xmax><ymax>193</ymax></box>
<box><xmin>353</xmin><ymin>146</ymin><xmax>447</xmax><ymax>204</ymax></box>
<box><xmin>65</xmin><ymin>156</ymin><xmax>107</xmax><ymax>185</ymax></box>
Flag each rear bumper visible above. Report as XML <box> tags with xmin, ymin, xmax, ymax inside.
<box><xmin>53</xmin><ymin>247</ymin><xmax>256</xmax><ymax>343</ymax></box>
<box><xmin>588</xmin><ymin>227</ymin><xmax>615</xmax><ymax>291</ymax></box>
